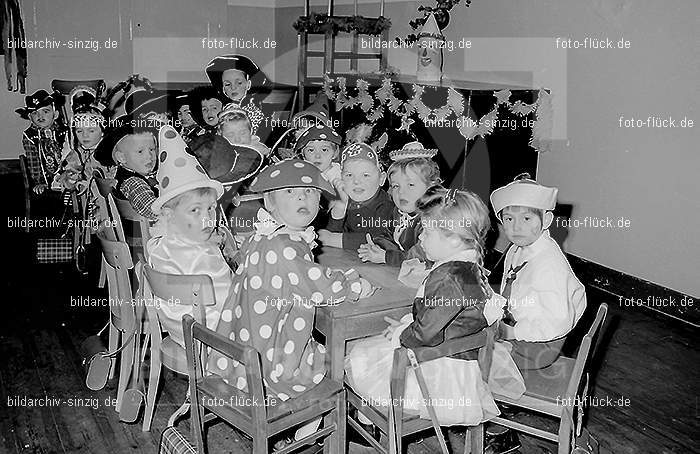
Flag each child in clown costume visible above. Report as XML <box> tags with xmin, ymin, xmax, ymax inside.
<box><xmin>208</xmin><ymin>159</ymin><xmax>373</xmax><ymax>442</ymax></box>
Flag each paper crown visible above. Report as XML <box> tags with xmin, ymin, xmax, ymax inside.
<box><xmin>205</xmin><ymin>54</ymin><xmax>268</xmax><ymax>91</ymax></box>
<box><xmin>151</xmin><ymin>126</ymin><xmax>224</xmax><ymax>213</ymax></box>
<box><xmin>292</xmin><ymin>93</ymin><xmax>331</xmax><ymax>127</ymax></box>
<box><xmin>249</xmin><ymin>159</ymin><xmax>334</xmax><ymax>195</ymax></box>
<box><xmin>389</xmin><ymin>141</ymin><xmax>438</xmax><ymax>161</ymax></box>
<box><xmin>294</xmin><ymin>123</ymin><xmax>342</xmax><ymax>151</ymax></box>
<box><xmin>417</xmin><ymin>13</ymin><xmax>445</xmax><ymax>40</ymax></box>
<box><xmin>15</xmin><ymin>89</ymin><xmax>59</xmax><ymax>119</ymax></box>
<box><xmin>341</xmin><ymin>142</ymin><xmax>380</xmax><ymax>168</ymax></box>
<box><xmin>218</xmin><ymin>103</ymin><xmax>250</xmax><ymax>123</ymax></box>
<box><xmin>490</xmin><ymin>176</ymin><xmax>558</xmax><ymax>221</ymax></box>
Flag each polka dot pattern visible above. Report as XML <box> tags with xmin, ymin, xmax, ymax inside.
<box><xmin>161</xmin><ymin>176</ymin><xmax>170</xmax><ymax>188</ymax></box>
<box><xmin>249</xmin><ymin>251</ymin><xmax>260</xmax><ymax>265</ymax></box>
<box><xmin>221</xmin><ymin>310</ymin><xmax>232</xmax><ymax>322</ymax></box>
<box><xmin>253</xmin><ymin>300</ymin><xmax>266</xmax><ymax>314</ymax></box>
<box><xmin>294</xmin><ymin>162</ymin><xmax>305</xmax><ymax>168</ymax></box>
<box><xmin>259</xmin><ymin>325</ymin><xmax>272</xmax><ymax>339</ymax></box>
<box><xmin>311</xmin><ymin>292</ymin><xmax>323</xmax><ymax>304</ymax></box>
<box><xmin>266</xmin><ymin>251</ymin><xmax>277</xmax><ymax>264</ymax></box>
<box><xmin>284</xmin><ymin>340</ymin><xmax>295</xmax><ymax>354</ymax></box>
<box><xmin>234</xmin><ymin>305</ymin><xmax>242</xmax><ymax>319</ymax></box>
<box><xmin>308</xmin><ymin>267</ymin><xmax>321</xmax><ymax>281</ymax></box>
<box><xmin>236</xmin><ymin>376</ymin><xmax>246</xmax><ymax>390</ymax></box>
<box><xmin>160</xmin><ymin>151</ymin><xmax>167</xmax><ymax>162</ymax></box>
<box><xmin>164</xmin><ymin>129</ymin><xmax>177</xmax><ymax>139</ymax></box>
<box><xmin>288</xmin><ymin>272</ymin><xmax>299</xmax><ymax>285</ymax></box>
<box><xmin>351</xmin><ymin>282</ymin><xmax>362</xmax><ymax>293</ymax></box>
<box><xmin>292</xmin><ymin>385</ymin><xmax>306</xmax><ymax>392</ymax></box>
<box><xmin>331</xmin><ymin>281</ymin><xmax>343</xmax><ymax>293</ymax></box>
<box><xmin>283</xmin><ymin>247</ymin><xmax>296</xmax><ymax>260</ymax></box>
<box><xmin>250</xmin><ymin>275</ymin><xmax>262</xmax><ymax>289</ymax></box>
<box><xmin>293</xmin><ymin>317</ymin><xmax>306</xmax><ymax>331</ymax></box>
<box><xmin>266</xmin><ymin>348</ymin><xmax>274</xmax><ymax>362</ymax></box>
<box><xmin>312</xmin><ymin>373</ymin><xmax>324</xmax><ymax>384</ymax></box>
<box><xmin>217</xmin><ymin>357</ymin><xmax>228</xmax><ymax>370</ymax></box>
<box><xmin>271</xmin><ymin>275</ymin><xmax>282</xmax><ymax>289</ymax></box>
<box><xmin>270</xmin><ymin>170</ymin><xmax>280</xmax><ymax>178</ymax></box>
<box><xmin>239</xmin><ymin>328</ymin><xmax>250</xmax><ymax>341</ymax></box>
<box><xmin>301</xmin><ymin>176</ymin><xmax>312</xmax><ymax>183</ymax></box>
<box><xmin>173</xmin><ymin>157</ymin><xmax>187</xmax><ymax>167</ymax></box>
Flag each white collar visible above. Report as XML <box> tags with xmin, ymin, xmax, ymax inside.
<box><xmin>513</xmin><ymin>229</ymin><xmax>552</xmax><ymax>263</ymax></box>
<box><xmin>253</xmin><ymin>208</ymin><xmax>317</xmax><ymax>246</ymax></box>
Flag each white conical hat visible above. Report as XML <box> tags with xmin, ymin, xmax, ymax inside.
<box><xmin>151</xmin><ymin>125</ymin><xmax>224</xmax><ymax>213</ymax></box>
<box><xmin>417</xmin><ymin>13</ymin><xmax>444</xmax><ymax>40</ymax></box>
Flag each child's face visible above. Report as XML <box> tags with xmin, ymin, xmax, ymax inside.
<box><xmin>29</xmin><ymin>106</ymin><xmax>58</xmax><ymax>129</ymax></box>
<box><xmin>264</xmin><ymin>187</ymin><xmax>321</xmax><ymax>231</ymax></box>
<box><xmin>419</xmin><ymin>222</ymin><xmax>462</xmax><ymax>262</ymax></box>
<box><xmin>115</xmin><ymin>133</ymin><xmax>156</xmax><ymax>175</ymax></box>
<box><xmin>75</xmin><ymin>125</ymin><xmax>103</xmax><ymax>149</ymax></box>
<box><xmin>178</xmin><ymin>105</ymin><xmax>195</xmax><ymax>129</ymax></box>
<box><xmin>220</xmin><ymin>119</ymin><xmax>251</xmax><ymax>145</ymax></box>
<box><xmin>502</xmin><ymin>206</ymin><xmax>548</xmax><ymax>247</ymax></box>
<box><xmin>201</xmin><ymin>98</ymin><xmax>223</xmax><ymax>126</ymax></box>
<box><xmin>302</xmin><ymin>140</ymin><xmax>337</xmax><ymax>172</ymax></box>
<box><xmin>389</xmin><ymin>168</ymin><xmax>428</xmax><ymax>214</ymax></box>
<box><xmin>341</xmin><ymin>159</ymin><xmax>386</xmax><ymax>202</ymax></box>
<box><xmin>165</xmin><ymin>191</ymin><xmax>218</xmax><ymax>243</ymax></box>
<box><xmin>222</xmin><ymin>69</ymin><xmax>250</xmax><ymax>102</ymax></box>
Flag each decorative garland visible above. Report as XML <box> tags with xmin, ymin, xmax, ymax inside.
<box><xmin>293</xmin><ymin>13</ymin><xmax>391</xmax><ymax>36</ymax></box>
<box><xmin>322</xmin><ymin>75</ymin><xmax>554</xmax><ymax>152</ymax></box>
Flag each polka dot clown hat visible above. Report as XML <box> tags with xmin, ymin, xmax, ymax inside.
<box><xmin>490</xmin><ymin>175</ymin><xmax>558</xmax><ymax>221</ymax></box>
<box><xmin>341</xmin><ymin>142</ymin><xmax>380</xmax><ymax>168</ymax></box>
<box><xmin>218</xmin><ymin>103</ymin><xmax>250</xmax><ymax>124</ymax></box>
<box><xmin>151</xmin><ymin>125</ymin><xmax>224</xmax><ymax>213</ymax></box>
<box><xmin>249</xmin><ymin>159</ymin><xmax>335</xmax><ymax>195</ymax></box>
<box><xmin>389</xmin><ymin>141</ymin><xmax>438</xmax><ymax>161</ymax></box>
<box><xmin>294</xmin><ymin>123</ymin><xmax>342</xmax><ymax>152</ymax></box>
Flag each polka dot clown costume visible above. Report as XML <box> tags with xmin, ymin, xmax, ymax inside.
<box><xmin>209</xmin><ymin>159</ymin><xmax>367</xmax><ymax>401</ymax></box>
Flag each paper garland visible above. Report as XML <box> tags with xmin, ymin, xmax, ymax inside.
<box><xmin>321</xmin><ymin>76</ymin><xmax>554</xmax><ymax>152</ymax></box>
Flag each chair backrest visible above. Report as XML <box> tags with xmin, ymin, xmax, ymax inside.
<box><xmin>97</xmin><ymin>233</ymin><xmax>137</xmax><ymax>333</ymax></box>
<box><xmin>182</xmin><ymin>314</ymin><xmax>267</xmax><ymax>454</ymax></box>
<box><xmin>558</xmin><ymin>303</ymin><xmax>608</xmax><ymax>453</ymax></box>
<box><xmin>93</xmin><ymin>177</ymin><xmax>125</xmax><ymax>243</ymax></box>
<box><xmin>113</xmin><ymin>197</ymin><xmax>151</xmax><ymax>261</ymax></box>
<box><xmin>19</xmin><ymin>154</ymin><xmax>31</xmax><ymax>190</ymax></box>
<box><xmin>142</xmin><ymin>263</ymin><xmax>215</xmax><ymax>323</ymax></box>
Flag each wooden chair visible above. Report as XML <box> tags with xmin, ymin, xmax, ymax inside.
<box><xmin>93</xmin><ymin>177</ymin><xmax>122</xmax><ymax>242</ymax></box>
<box><xmin>489</xmin><ymin>304</ymin><xmax>608</xmax><ymax>454</ymax></box>
<box><xmin>97</xmin><ymin>233</ymin><xmax>139</xmax><ymax>413</ymax></box>
<box><xmin>139</xmin><ymin>264</ymin><xmax>215</xmax><ymax>432</ymax></box>
<box><xmin>113</xmin><ymin>197</ymin><xmax>152</xmax><ymax>263</ymax></box>
<box><xmin>346</xmin><ymin>324</ymin><xmax>497</xmax><ymax>454</ymax></box>
<box><xmin>182</xmin><ymin>314</ymin><xmax>346</xmax><ymax>454</ymax></box>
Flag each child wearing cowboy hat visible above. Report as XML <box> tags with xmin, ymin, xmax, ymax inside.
<box><xmin>358</xmin><ymin>141</ymin><xmax>442</xmax><ymax>266</ymax></box>
<box><xmin>205</xmin><ymin>54</ymin><xmax>268</xmax><ymax>139</ymax></box>
<box><xmin>146</xmin><ymin>125</ymin><xmax>235</xmax><ymax>349</ymax></box>
<box><xmin>318</xmin><ymin>143</ymin><xmax>398</xmax><ymax>254</ymax></box>
<box><xmin>17</xmin><ymin>89</ymin><xmax>68</xmax><ymax>195</ymax></box>
<box><xmin>207</xmin><ymin>158</ymin><xmax>373</xmax><ymax>446</ymax></box>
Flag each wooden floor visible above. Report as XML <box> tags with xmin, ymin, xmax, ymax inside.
<box><xmin>1</xmin><ymin>175</ymin><xmax>698</xmax><ymax>453</ymax></box>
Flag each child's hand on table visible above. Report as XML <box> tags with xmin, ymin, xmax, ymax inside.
<box><xmin>358</xmin><ymin>233</ymin><xmax>386</xmax><ymax>263</ymax></box>
<box><xmin>317</xmin><ymin>229</ymin><xmax>343</xmax><ymax>248</ymax></box>
<box><xmin>359</xmin><ymin>277</ymin><xmax>374</xmax><ymax>298</ymax></box>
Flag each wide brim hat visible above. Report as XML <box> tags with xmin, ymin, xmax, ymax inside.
<box><xmin>249</xmin><ymin>159</ymin><xmax>334</xmax><ymax>195</ymax></box>
<box><xmin>389</xmin><ymin>141</ymin><xmax>438</xmax><ymax>161</ymax></box>
<box><xmin>152</xmin><ymin>126</ymin><xmax>224</xmax><ymax>213</ymax></box>
<box><xmin>292</xmin><ymin>93</ymin><xmax>331</xmax><ymax>127</ymax></box>
<box><xmin>294</xmin><ymin>123</ymin><xmax>342</xmax><ymax>151</ymax></box>
<box><xmin>205</xmin><ymin>54</ymin><xmax>268</xmax><ymax>92</ymax></box>
<box><xmin>125</xmin><ymin>90</ymin><xmax>177</xmax><ymax>119</ymax></box>
<box><xmin>490</xmin><ymin>178</ymin><xmax>558</xmax><ymax>221</ymax></box>
<box><xmin>94</xmin><ymin>113</ymin><xmax>160</xmax><ymax>167</ymax></box>
<box><xmin>189</xmin><ymin>134</ymin><xmax>263</xmax><ymax>187</ymax></box>
<box><xmin>15</xmin><ymin>89</ymin><xmax>59</xmax><ymax>119</ymax></box>
<box><xmin>187</xmin><ymin>85</ymin><xmax>227</xmax><ymax>128</ymax></box>
<box><xmin>341</xmin><ymin>142</ymin><xmax>381</xmax><ymax>168</ymax></box>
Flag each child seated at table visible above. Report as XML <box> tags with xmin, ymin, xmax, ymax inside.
<box><xmin>95</xmin><ymin>114</ymin><xmax>160</xmax><ymax>220</ymax></box>
<box><xmin>357</xmin><ymin>141</ymin><xmax>441</xmax><ymax>266</ymax></box>
<box><xmin>485</xmin><ymin>174</ymin><xmax>587</xmax><ymax>370</ymax></box>
<box><xmin>208</xmin><ymin>159</ymin><xmax>373</xmax><ymax>444</ymax></box>
<box><xmin>318</xmin><ymin>143</ymin><xmax>397</xmax><ymax>254</ymax></box>
<box><xmin>345</xmin><ymin>186</ymin><xmax>503</xmax><ymax>428</ymax></box>
<box><xmin>146</xmin><ymin>125</ymin><xmax>233</xmax><ymax>348</ymax></box>
<box><xmin>296</xmin><ymin>123</ymin><xmax>343</xmax><ymax>186</ymax></box>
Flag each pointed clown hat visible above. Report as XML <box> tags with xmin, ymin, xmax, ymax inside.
<box><xmin>292</xmin><ymin>93</ymin><xmax>332</xmax><ymax>128</ymax></box>
<box><xmin>389</xmin><ymin>141</ymin><xmax>438</xmax><ymax>161</ymax></box>
<box><xmin>490</xmin><ymin>174</ymin><xmax>558</xmax><ymax>221</ymax></box>
<box><xmin>151</xmin><ymin>125</ymin><xmax>224</xmax><ymax>213</ymax></box>
<box><xmin>417</xmin><ymin>13</ymin><xmax>445</xmax><ymax>41</ymax></box>
<box><xmin>249</xmin><ymin>159</ymin><xmax>334</xmax><ymax>195</ymax></box>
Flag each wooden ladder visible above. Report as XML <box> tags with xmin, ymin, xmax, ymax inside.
<box><xmin>297</xmin><ymin>0</ymin><xmax>389</xmax><ymax>108</ymax></box>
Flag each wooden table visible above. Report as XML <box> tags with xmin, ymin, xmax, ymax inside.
<box><xmin>314</xmin><ymin>247</ymin><xmax>416</xmax><ymax>382</ymax></box>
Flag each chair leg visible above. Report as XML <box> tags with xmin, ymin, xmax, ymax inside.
<box><xmin>108</xmin><ymin>324</ymin><xmax>118</xmax><ymax>380</ymax></box>
<box><xmin>116</xmin><ymin>333</ymin><xmax>135</xmax><ymax>413</ymax></box>
<box><xmin>465</xmin><ymin>424</ymin><xmax>484</xmax><ymax>454</ymax></box>
<box><xmin>142</xmin><ymin>351</ymin><xmax>162</xmax><ymax>431</ymax></box>
<box><xmin>327</xmin><ymin>389</ymin><xmax>346</xmax><ymax>454</ymax></box>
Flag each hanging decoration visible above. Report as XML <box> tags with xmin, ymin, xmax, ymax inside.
<box><xmin>293</xmin><ymin>13</ymin><xmax>391</xmax><ymax>36</ymax></box>
<box><xmin>322</xmin><ymin>76</ymin><xmax>553</xmax><ymax>152</ymax></box>
<box><xmin>399</xmin><ymin>0</ymin><xmax>472</xmax><ymax>46</ymax></box>
<box><xmin>1</xmin><ymin>0</ymin><xmax>28</xmax><ymax>92</ymax></box>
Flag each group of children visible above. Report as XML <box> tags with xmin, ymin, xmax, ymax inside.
<box><xmin>18</xmin><ymin>53</ymin><xmax>587</xmax><ymax>453</ymax></box>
